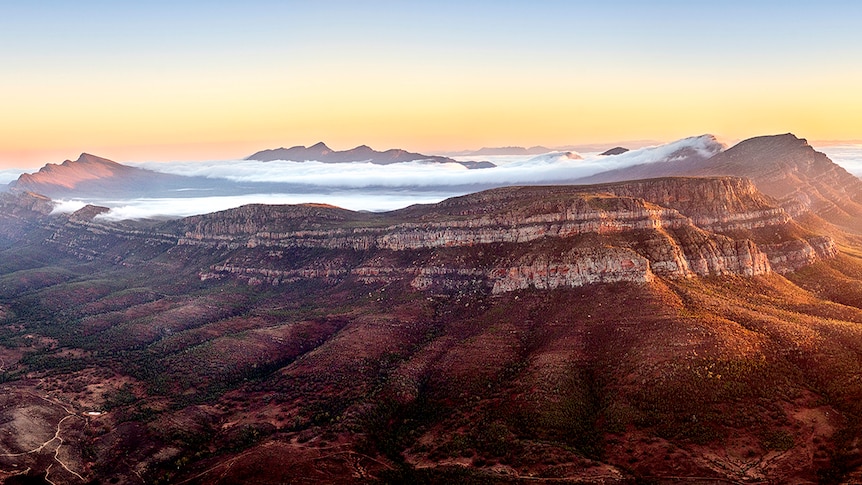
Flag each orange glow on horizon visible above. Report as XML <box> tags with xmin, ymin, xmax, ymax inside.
<box><xmin>1</xmin><ymin>59</ymin><xmax>860</xmax><ymax>168</ymax></box>
<box><xmin>3</xmin><ymin>3</ymin><xmax>862</xmax><ymax>169</ymax></box>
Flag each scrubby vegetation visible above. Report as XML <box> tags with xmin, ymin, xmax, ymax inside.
<box><xmin>4</xmin><ymin>241</ymin><xmax>862</xmax><ymax>484</ymax></box>
<box><xmin>4</xmin><ymin>159</ymin><xmax>862</xmax><ymax>483</ymax></box>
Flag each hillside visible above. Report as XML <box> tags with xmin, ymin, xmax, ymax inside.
<box><xmin>8</xmin><ymin>153</ymin><xmax>211</xmax><ymax>198</ymax></box>
<box><xmin>577</xmin><ymin>134</ymin><xmax>862</xmax><ymax>232</ymax></box>
<box><xmin>688</xmin><ymin>134</ymin><xmax>862</xmax><ymax>229</ymax></box>
<box><xmin>3</xmin><ymin>163</ymin><xmax>862</xmax><ymax>482</ymax></box>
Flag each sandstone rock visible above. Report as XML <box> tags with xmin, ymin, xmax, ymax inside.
<box><xmin>29</xmin><ymin>177</ymin><xmax>837</xmax><ymax>293</ymax></box>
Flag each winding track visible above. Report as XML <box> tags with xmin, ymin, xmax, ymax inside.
<box><xmin>0</xmin><ymin>388</ymin><xmax>87</xmax><ymax>483</ymax></box>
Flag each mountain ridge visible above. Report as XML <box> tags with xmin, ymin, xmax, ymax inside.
<box><xmin>4</xmin><ymin>176</ymin><xmax>822</xmax><ymax>292</ymax></box>
<box><xmin>3</xmin><ymin>133</ymin><xmax>862</xmax><ymax>483</ymax></box>
<box><xmin>576</xmin><ymin>133</ymin><xmax>862</xmax><ymax>232</ymax></box>
<box><xmin>13</xmin><ymin>153</ymin><xmax>136</xmax><ymax>190</ymax></box>
<box><xmin>8</xmin><ymin>152</ymin><xmax>208</xmax><ymax>198</ymax></box>
<box><xmin>247</xmin><ymin>143</ymin><xmax>496</xmax><ymax>169</ymax></box>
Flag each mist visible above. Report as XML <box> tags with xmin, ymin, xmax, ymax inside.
<box><xmin>130</xmin><ymin>135</ymin><xmax>723</xmax><ymax>189</ymax></box>
<box><xmin>0</xmin><ymin>169</ymin><xmax>26</xmax><ymax>185</ymax></box>
<box><xmin>818</xmin><ymin>145</ymin><xmax>862</xmax><ymax>176</ymax></box>
<box><xmin>56</xmin><ymin>191</ymin><xmax>457</xmax><ymax>221</ymax></box>
<box><xmin>32</xmin><ymin>138</ymin><xmax>862</xmax><ymax>221</ymax></box>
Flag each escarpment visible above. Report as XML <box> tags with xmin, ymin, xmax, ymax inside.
<box><xmin>15</xmin><ymin>177</ymin><xmax>838</xmax><ymax>293</ymax></box>
<box><xmin>165</xmin><ymin>178</ymin><xmax>829</xmax><ymax>292</ymax></box>
<box><xmin>177</xmin><ymin>197</ymin><xmax>693</xmax><ymax>251</ymax></box>
<box><xmin>687</xmin><ymin>134</ymin><xmax>862</xmax><ymax>225</ymax></box>
<box><xmin>576</xmin><ymin>134</ymin><xmax>862</xmax><ymax>232</ymax></box>
<box><xmin>173</xmin><ymin>177</ymin><xmax>788</xmax><ymax>249</ymax></box>
<box><xmin>0</xmin><ymin>192</ymin><xmax>56</xmax><ymax>243</ymax></box>
<box><xmin>584</xmin><ymin>177</ymin><xmax>791</xmax><ymax>232</ymax></box>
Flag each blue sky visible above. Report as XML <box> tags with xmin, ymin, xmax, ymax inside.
<box><xmin>1</xmin><ymin>1</ymin><xmax>861</xmax><ymax>166</ymax></box>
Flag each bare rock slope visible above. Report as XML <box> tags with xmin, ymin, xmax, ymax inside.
<box><xmin>578</xmin><ymin>133</ymin><xmax>862</xmax><ymax>231</ymax></box>
<box><xmin>35</xmin><ymin>177</ymin><xmax>833</xmax><ymax>294</ymax></box>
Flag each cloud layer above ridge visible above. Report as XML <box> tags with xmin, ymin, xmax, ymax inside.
<box><xmin>130</xmin><ymin>135</ymin><xmax>724</xmax><ymax>189</ymax></box>
<box><xmin>34</xmin><ymin>136</ymin><xmax>862</xmax><ymax>221</ymax></box>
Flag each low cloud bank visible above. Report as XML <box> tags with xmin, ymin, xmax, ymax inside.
<box><xmin>53</xmin><ymin>191</ymin><xmax>457</xmax><ymax>221</ymax></box>
<box><xmin>43</xmin><ymin>138</ymin><xmax>862</xmax><ymax>221</ymax></box>
<box><xmin>131</xmin><ymin>135</ymin><xmax>723</xmax><ymax>189</ymax></box>
<box><xmin>818</xmin><ymin>145</ymin><xmax>862</xmax><ymax>176</ymax></box>
<box><xmin>50</xmin><ymin>136</ymin><xmax>726</xmax><ymax>220</ymax></box>
<box><xmin>0</xmin><ymin>169</ymin><xmax>26</xmax><ymax>185</ymax></box>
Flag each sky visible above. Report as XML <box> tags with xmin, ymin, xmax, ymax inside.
<box><xmin>2</xmin><ymin>1</ymin><xmax>862</xmax><ymax>168</ymax></box>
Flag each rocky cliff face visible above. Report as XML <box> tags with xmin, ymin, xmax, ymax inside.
<box><xmin>485</xmin><ymin>247</ymin><xmax>655</xmax><ymax>293</ymax></box>
<box><xmin>177</xmin><ymin>198</ymin><xmax>693</xmax><ymax>252</ymax></box>
<box><xmin>17</xmin><ymin>177</ymin><xmax>837</xmax><ymax>294</ymax></box>
<box><xmin>0</xmin><ymin>191</ymin><xmax>55</xmax><ymax>242</ymax></box>
<box><xmin>583</xmin><ymin>177</ymin><xmax>789</xmax><ymax>232</ymax></box>
<box><xmin>154</xmin><ymin>178</ymin><xmax>827</xmax><ymax>292</ymax></box>
<box><xmin>0</xmin><ymin>191</ymin><xmax>54</xmax><ymax>216</ymax></box>
<box><xmin>692</xmin><ymin>135</ymin><xmax>862</xmax><ymax>228</ymax></box>
<box><xmin>175</xmin><ymin>177</ymin><xmax>781</xmax><ymax>245</ymax></box>
<box><xmin>576</xmin><ymin>134</ymin><xmax>862</xmax><ymax>232</ymax></box>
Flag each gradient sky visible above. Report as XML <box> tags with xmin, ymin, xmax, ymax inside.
<box><xmin>2</xmin><ymin>1</ymin><xmax>861</xmax><ymax>168</ymax></box>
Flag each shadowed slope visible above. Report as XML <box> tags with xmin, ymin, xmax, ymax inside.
<box><xmin>8</xmin><ymin>153</ymin><xmax>208</xmax><ymax>198</ymax></box>
<box><xmin>577</xmin><ymin>134</ymin><xmax>862</xmax><ymax>233</ymax></box>
<box><xmin>0</xmin><ymin>167</ymin><xmax>861</xmax><ymax>482</ymax></box>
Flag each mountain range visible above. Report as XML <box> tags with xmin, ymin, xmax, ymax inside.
<box><xmin>3</xmin><ymin>137</ymin><xmax>722</xmax><ymax>206</ymax></box>
<box><xmin>7</xmin><ymin>153</ymin><xmax>224</xmax><ymax>199</ymax></box>
<box><xmin>578</xmin><ymin>134</ymin><xmax>862</xmax><ymax>232</ymax></box>
<box><xmin>2</xmin><ymin>134</ymin><xmax>862</xmax><ymax>483</ymax></box>
<box><xmin>246</xmin><ymin>142</ymin><xmax>496</xmax><ymax>169</ymax></box>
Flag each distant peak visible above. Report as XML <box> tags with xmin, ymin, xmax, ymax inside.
<box><xmin>309</xmin><ymin>142</ymin><xmax>331</xmax><ymax>151</ymax></box>
<box><xmin>786</xmin><ymin>133</ymin><xmax>810</xmax><ymax>146</ymax></box>
<box><xmin>746</xmin><ymin>133</ymin><xmax>807</xmax><ymax>144</ymax></box>
<box><xmin>73</xmin><ymin>153</ymin><xmax>120</xmax><ymax>166</ymax></box>
<box><xmin>600</xmin><ymin>147</ymin><xmax>629</xmax><ymax>156</ymax></box>
<box><xmin>11</xmin><ymin>152</ymin><xmax>137</xmax><ymax>192</ymax></box>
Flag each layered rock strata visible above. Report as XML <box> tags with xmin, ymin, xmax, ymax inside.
<box><xmin>172</xmin><ymin>178</ymin><xmax>830</xmax><ymax>292</ymax></box>
<box><xmin>20</xmin><ymin>177</ymin><xmax>837</xmax><ymax>293</ymax></box>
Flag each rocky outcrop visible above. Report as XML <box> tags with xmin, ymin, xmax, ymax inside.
<box><xmin>600</xmin><ymin>147</ymin><xmax>629</xmax><ymax>156</ymax></box>
<box><xmin>586</xmin><ymin>177</ymin><xmax>791</xmax><ymax>233</ymax></box>
<box><xmin>200</xmin><ymin>226</ymin><xmax>773</xmax><ymax>293</ymax></box>
<box><xmin>12</xmin><ymin>177</ymin><xmax>838</xmax><ymax>293</ymax></box>
<box><xmin>68</xmin><ymin>204</ymin><xmax>111</xmax><ymax>222</ymax></box>
<box><xmin>633</xmin><ymin>227</ymin><xmax>771</xmax><ymax>278</ymax></box>
<box><xmin>762</xmin><ymin>236</ymin><xmax>838</xmax><ymax>273</ymax></box>
<box><xmin>0</xmin><ymin>192</ymin><xmax>55</xmax><ymax>242</ymax></box>
<box><xmin>176</xmin><ymin>178</ymin><xmax>789</xmax><ymax>250</ymax></box>
<box><xmin>578</xmin><ymin>134</ymin><xmax>862</xmax><ymax>232</ymax></box>
<box><xmin>175</xmin><ymin>178</ymin><xmax>827</xmax><ymax>292</ymax></box>
<box><xmin>486</xmin><ymin>248</ymin><xmax>654</xmax><ymax>293</ymax></box>
<box><xmin>0</xmin><ymin>191</ymin><xmax>54</xmax><ymax>216</ymax></box>
<box><xmin>176</xmin><ymin>198</ymin><xmax>695</xmax><ymax>251</ymax></box>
